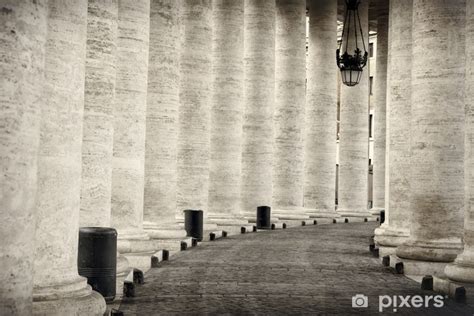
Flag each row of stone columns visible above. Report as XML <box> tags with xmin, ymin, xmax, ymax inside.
<box><xmin>33</xmin><ymin>0</ymin><xmax>107</xmax><ymax>314</ymax></box>
<box><xmin>337</xmin><ymin>0</ymin><xmax>370</xmax><ymax>218</ymax></box>
<box><xmin>304</xmin><ymin>0</ymin><xmax>338</xmax><ymax>218</ymax></box>
<box><xmin>445</xmin><ymin>0</ymin><xmax>474</xmax><ymax>283</ymax></box>
<box><xmin>396</xmin><ymin>0</ymin><xmax>466</xmax><ymax>273</ymax></box>
<box><xmin>208</xmin><ymin>0</ymin><xmax>248</xmax><ymax>227</ymax></box>
<box><xmin>177</xmin><ymin>0</ymin><xmax>213</xmax><ymax>226</ymax></box>
<box><xmin>1</xmin><ymin>1</ymin><xmax>48</xmax><ymax>314</ymax></box>
<box><xmin>0</xmin><ymin>0</ymin><xmax>392</xmax><ymax>313</ymax></box>
<box><xmin>375</xmin><ymin>0</ymin><xmax>474</xmax><ymax>285</ymax></box>
<box><xmin>240</xmin><ymin>0</ymin><xmax>276</xmax><ymax>218</ymax></box>
<box><xmin>144</xmin><ymin>0</ymin><xmax>186</xmax><ymax>239</ymax></box>
<box><xmin>272</xmin><ymin>0</ymin><xmax>306</xmax><ymax>217</ymax></box>
<box><xmin>370</xmin><ymin>0</ymin><xmax>388</xmax><ymax>215</ymax></box>
<box><xmin>374</xmin><ymin>0</ymin><xmax>412</xmax><ymax>252</ymax></box>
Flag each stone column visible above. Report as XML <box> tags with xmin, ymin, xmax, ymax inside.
<box><xmin>337</xmin><ymin>0</ymin><xmax>371</xmax><ymax>218</ymax></box>
<box><xmin>207</xmin><ymin>0</ymin><xmax>249</xmax><ymax>227</ymax></box>
<box><xmin>143</xmin><ymin>0</ymin><xmax>187</xmax><ymax>240</ymax></box>
<box><xmin>303</xmin><ymin>0</ymin><xmax>339</xmax><ymax>218</ymax></box>
<box><xmin>396</xmin><ymin>0</ymin><xmax>465</xmax><ymax>275</ymax></box>
<box><xmin>445</xmin><ymin>0</ymin><xmax>474</xmax><ymax>283</ymax></box>
<box><xmin>271</xmin><ymin>0</ymin><xmax>307</xmax><ymax>220</ymax></box>
<box><xmin>80</xmin><ymin>0</ymin><xmax>118</xmax><ymax>229</ymax></box>
<box><xmin>80</xmin><ymin>0</ymin><xmax>129</xmax><ymax>294</ymax></box>
<box><xmin>374</xmin><ymin>0</ymin><xmax>412</xmax><ymax>254</ymax></box>
<box><xmin>370</xmin><ymin>0</ymin><xmax>389</xmax><ymax>215</ymax></box>
<box><xmin>177</xmin><ymin>0</ymin><xmax>217</xmax><ymax>229</ymax></box>
<box><xmin>111</xmin><ymin>0</ymin><xmax>155</xmax><ymax>257</ymax></box>
<box><xmin>33</xmin><ymin>1</ymin><xmax>106</xmax><ymax>314</ymax></box>
<box><xmin>0</xmin><ymin>2</ymin><xmax>47</xmax><ymax>314</ymax></box>
<box><xmin>241</xmin><ymin>0</ymin><xmax>275</xmax><ymax>218</ymax></box>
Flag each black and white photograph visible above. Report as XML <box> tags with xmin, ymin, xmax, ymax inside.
<box><xmin>1</xmin><ymin>0</ymin><xmax>474</xmax><ymax>314</ymax></box>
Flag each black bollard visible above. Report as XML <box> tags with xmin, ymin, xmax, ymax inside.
<box><xmin>133</xmin><ymin>269</ymin><xmax>144</xmax><ymax>284</ymax></box>
<box><xmin>163</xmin><ymin>249</ymin><xmax>170</xmax><ymax>260</ymax></box>
<box><xmin>421</xmin><ymin>275</ymin><xmax>433</xmax><ymax>290</ymax></box>
<box><xmin>395</xmin><ymin>262</ymin><xmax>404</xmax><ymax>274</ymax></box>
<box><xmin>380</xmin><ymin>210</ymin><xmax>385</xmax><ymax>224</ymax></box>
<box><xmin>454</xmin><ymin>287</ymin><xmax>466</xmax><ymax>303</ymax></box>
<box><xmin>184</xmin><ymin>209</ymin><xmax>204</xmax><ymax>241</ymax></box>
<box><xmin>78</xmin><ymin>227</ymin><xmax>117</xmax><ymax>302</ymax></box>
<box><xmin>123</xmin><ymin>281</ymin><xmax>135</xmax><ymax>297</ymax></box>
<box><xmin>257</xmin><ymin>206</ymin><xmax>271</xmax><ymax>229</ymax></box>
<box><xmin>210</xmin><ymin>232</ymin><xmax>216</xmax><ymax>241</ymax></box>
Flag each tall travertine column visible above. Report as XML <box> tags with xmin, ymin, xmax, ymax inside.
<box><xmin>370</xmin><ymin>0</ymin><xmax>389</xmax><ymax>215</ymax></box>
<box><xmin>80</xmin><ymin>0</ymin><xmax>130</xmax><ymax>293</ymax></box>
<box><xmin>177</xmin><ymin>0</ymin><xmax>216</xmax><ymax>229</ymax></box>
<box><xmin>272</xmin><ymin>0</ymin><xmax>307</xmax><ymax>219</ymax></box>
<box><xmin>445</xmin><ymin>0</ymin><xmax>474</xmax><ymax>282</ymax></box>
<box><xmin>374</xmin><ymin>0</ymin><xmax>412</xmax><ymax>253</ymax></box>
<box><xmin>111</xmin><ymin>0</ymin><xmax>155</xmax><ymax>254</ymax></box>
<box><xmin>241</xmin><ymin>0</ymin><xmax>275</xmax><ymax>216</ymax></box>
<box><xmin>143</xmin><ymin>0</ymin><xmax>187</xmax><ymax>239</ymax></box>
<box><xmin>80</xmin><ymin>0</ymin><xmax>118</xmax><ymax>228</ymax></box>
<box><xmin>208</xmin><ymin>0</ymin><xmax>248</xmax><ymax>226</ymax></box>
<box><xmin>0</xmin><ymin>2</ymin><xmax>46</xmax><ymax>314</ymax></box>
<box><xmin>33</xmin><ymin>1</ymin><xmax>106</xmax><ymax>314</ymax></box>
<box><xmin>396</xmin><ymin>0</ymin><xmax>465</xmax><ymax>271</ymax></box>
<box><xmin>303</xmin><ymin>0</ymin><xmax>339</xmax><ymax>218</ymax></box>
<box><xmin>337</xmin><ymin>0</ymin><xmax>370</xmax><ymax>218</ymax></box>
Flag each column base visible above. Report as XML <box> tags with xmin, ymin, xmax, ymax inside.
<box><xmin>272</xmin><ymin>207</ymin><xmax>311</xmax><ymax>220</ymax></box>
<box><xmin>143</xmin><ymin>221</ymin><xmax>187</xmax><ymax>239</ymax></box>
<box><xmin>379</xmin><ymin>245</ymin><xmax>397</xmax><ymax>258</ymax></box>
<box><xmin>242</xmin><ymin>213</ymin><xmax>257</xmax><ymax>223</ymax></box>
<box><xmin>304</xmin><ymin>208</ymin><xmax>341</xmax><ymax>218</ymax></box>
<box><xmin>204</xmin><ymin>222</ymin><xmax>219</xmax><ymax>231</ymax></box>
<box><xmin>117</xmin><ymin>230</ymin><xmax>156</xmax><ymax>272</ymax></box>
<box><xmin>273</xmin><ymin>212</ymin><xmax>310</xmax><ymax>221</ymax></box>
<box><xmin>398</xmin><ymin>257</ymin><xmax>449</xmax><ymax>278</ymax></box>
<box><xmin>117</xmin><ymin>237</ymin><xmax>155</xmax><ymax>254</ymax></box>
<box><xmin>337</xmin><ymin>208</ymin><xmax>372</xmax><ymax>218</ymax></box>
<box><xmin>396</xmin><ymin>238</ymin><xmax>462</xmax><ymax>263</ymax></box>
<box><xmin>33</xmin><ymin>276</ymin><xmax>106</xmax><ymax>316</ymax></box>
<box><xmin>207</xmin><ymin>214</ymin><xmax>255</xmax><ymax>235</ymax></box>
<box><xmin>207</xmin><ymin>213</ymin><xmax>250</xmax><ymax>226</ymax></box>
<box><xmin>116</xmin><ymin>253</ymin><xmax>130</xmax><ymax>299</ymax></box>
<box><xmin>374</xmin><ymin>225</ymin><xmax>409</xmax><ymax>247</ymax></box>
<box><xmin>445</xmin><ymin>253</ymin><xmax>474</xmax><ymax>283</ymax></box>
<box><xmin>369</xmin><ymin>207</ymin><xmax>384</xmax><ymax>215</ymax></box>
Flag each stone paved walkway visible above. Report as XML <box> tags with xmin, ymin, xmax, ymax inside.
<box><xmin>119</xmin><ymin>222</ymin><xmax>474</xmax><ymax>315</ymax></box>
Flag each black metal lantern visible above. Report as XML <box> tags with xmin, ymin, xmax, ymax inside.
<box><xmin>336</xmin><ymin>0</ymin><xmax>368</xmax><ymax>87</ymax></box>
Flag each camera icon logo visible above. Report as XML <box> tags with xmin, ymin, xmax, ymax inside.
<box><xmin>352</xmin><ymin>294</ymin><xmax>369</xmax><ymax>308</ymax></box>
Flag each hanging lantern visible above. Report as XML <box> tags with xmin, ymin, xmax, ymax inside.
<box><xmin>336</xmin><ymin>0</ymin><xmax>368</xmax><ymax>87</ymax></box>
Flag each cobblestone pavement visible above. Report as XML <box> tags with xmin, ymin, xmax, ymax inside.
<box><xmin>119</xmin><ymin>222</ymin><xmax>474</xmax><ymax>315</ymax></box>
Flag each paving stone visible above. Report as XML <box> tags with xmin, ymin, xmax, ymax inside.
<box><xmin>119</xmin><ymin>223</ymin><xmax>474</xmax><ymax>315</ymax></box>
